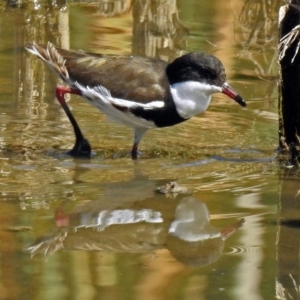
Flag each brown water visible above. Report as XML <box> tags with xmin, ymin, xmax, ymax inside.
<box><xmin>0</xmin><ymin>0</ymin><xmax>293</xmax><ymax>299</ymax></box>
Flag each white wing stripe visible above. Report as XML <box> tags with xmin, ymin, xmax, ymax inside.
<box><xmin>74</xmin><ymin>83</ymin><xmax>163</xmax><ymax>129</ymax></box>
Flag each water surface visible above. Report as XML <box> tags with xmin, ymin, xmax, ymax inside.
<box><xmin>0</xmin><ymin>1</ymin><xmax>291</xmax><ymax>299</ymax></box>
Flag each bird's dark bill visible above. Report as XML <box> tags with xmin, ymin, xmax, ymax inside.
<box><xmin>222</xmin><ymin>83</ymin><xmax>246</xmax><ymax>107</ymax></box>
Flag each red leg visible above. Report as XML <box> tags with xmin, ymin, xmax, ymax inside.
<box><xmin>56</xmin><ymin>86</ymin><xmax>82</xmax><ymax>103</ymax></box>
<box><xmin>55</xmin><ymin>86</ymin><xmax>91</xmax><ymax>158</ymax></box>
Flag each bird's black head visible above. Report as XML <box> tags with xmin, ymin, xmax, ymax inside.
<box><xmin>166</xmin><ymin>52</ymin><xmax>226</xmax><ymax>86</ymax></box>
<box><xmin>166</xmin><ymin>52</ymin><xmax>247</xmax><ymax>108</ymax></box>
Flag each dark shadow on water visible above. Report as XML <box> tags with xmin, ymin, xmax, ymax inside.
<box><xmin>171</xmin><ymin>149</ymin><xmax>276</xmax><ymax>168</ymax></box>
<box><xmin>0</xmin><ymin>144</ymin><xmax>277</xmax><ymax>174</ymax></box>
<box><xmin>279</xmin><ymin>219</ymin><xmax>300</xmax><ymax>228</ymax></box>
<box><xmin>211</xmin><ymin>155</ymin><xmax>274</xmax><ymax>163</ymax></box>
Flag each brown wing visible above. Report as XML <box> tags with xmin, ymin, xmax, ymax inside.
<box><xmin>56</xmin><ymin>48</ymin><xmax>170</xmax><ymax>103</ymax></box>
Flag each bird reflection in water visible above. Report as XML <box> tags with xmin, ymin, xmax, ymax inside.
<box><xmin>26</xmin><ymin>190</ymin><xmax>244</xmax><ymax>268</ymax></box>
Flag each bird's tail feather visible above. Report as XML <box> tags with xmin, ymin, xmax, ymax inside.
<box><xmin>25</xmin><ymin>42</ymin><xmax>70</xmax><ymax>83</ymax></box>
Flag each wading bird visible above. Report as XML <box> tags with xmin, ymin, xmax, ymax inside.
<box><xmin>26</xmin><ymin>42</ymin><xmax>246</xmax><ymax>159</ymax></box>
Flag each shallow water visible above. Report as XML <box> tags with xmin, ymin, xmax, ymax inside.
<box><xmin>0</xmin><ymin>0</ymin><xmax>294</xmax><ymax>299</ymax></box>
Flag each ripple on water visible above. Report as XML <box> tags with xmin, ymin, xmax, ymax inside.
<box><xmin>226</xmin><ymin>245</ymin><xmax>262</xmax><ymax>255</ymax></box>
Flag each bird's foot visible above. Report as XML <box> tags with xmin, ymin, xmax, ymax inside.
<box><xmin>67</xmin><ymin>137</ymin><xmax>92</xmax><ymax>158</ymax></box>
<box><xmin>131</xmin><ymin>149</ymin><xmax>142</xmax><ymax>160</ymax></box>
